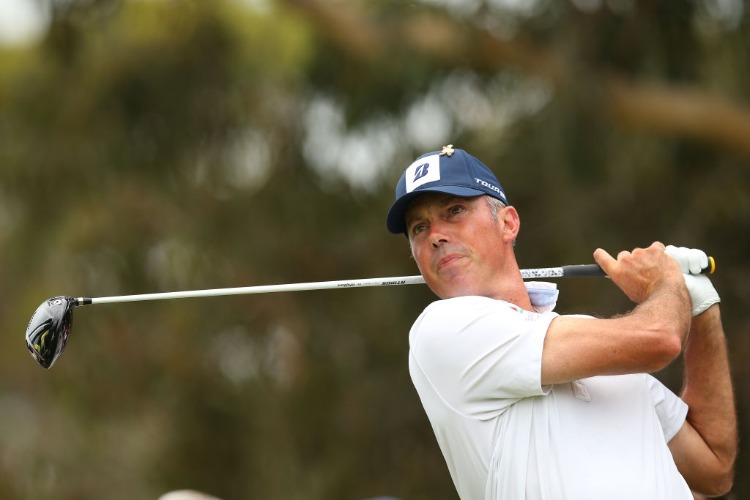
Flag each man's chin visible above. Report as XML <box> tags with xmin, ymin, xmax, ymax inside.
<box><xmin>426</xmin><ymin>276</ymin><xmax>479</xmax><ymax>299</ymax></box>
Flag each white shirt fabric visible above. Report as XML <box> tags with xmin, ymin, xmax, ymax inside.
<box><xmin>408</xmin><ymin>283</ymin><xmax>691</xmax><ymax>500</ymax></box>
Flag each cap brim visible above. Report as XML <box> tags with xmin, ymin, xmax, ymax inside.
<box><xmin>386</xmin><ymin>186</ymin><xmax>487</xmax><ymax>234</ymax></box>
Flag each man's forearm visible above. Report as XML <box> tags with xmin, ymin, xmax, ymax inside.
<box><xmin>680</xmin><ymin>305</ymin><xmax>737</xmax><ymax>485</ymax></box>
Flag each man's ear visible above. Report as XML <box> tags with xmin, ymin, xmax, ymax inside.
<box><xmin>500</xmin><ymin>206</ymin><xmax>521</xmax><ymax>242</ymax></box>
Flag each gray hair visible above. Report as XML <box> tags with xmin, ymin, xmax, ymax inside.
<box><xmin>487</xmin><ymin>195</ymin><xmax>517</xmax><ymax>247</ymax></box>
<box><xmin>485</xmin><ymin>196</ymin><xmax>507</xmax><ymax>222</ymax></box>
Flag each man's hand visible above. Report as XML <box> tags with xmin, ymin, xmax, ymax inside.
<box><xmin>664</xmin><ymin>245</ymin><xmax>710</xmax><ymax>275</ymax></box>
<box><xmin>542</xmin><ymin>241</ymin><xmax>691</xmax><ymax>385</ymax></box>
<box><xmin>594</xmin><ymin>242</ymin><xmax>684</xmax><ymax>303</ymax></box>
<box><xmin>665</xmin><ymin>245</ymin><xmax>721</xmax><ymax>317</ymax></box>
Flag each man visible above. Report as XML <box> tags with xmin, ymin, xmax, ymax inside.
<box><xmin>386</xmin><ymin>145</ymin><xmax>736</xmax><ymax>499</ymax></box>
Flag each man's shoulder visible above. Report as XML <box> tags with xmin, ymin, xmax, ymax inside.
<box><xmin>416</xmin><ymin>295</ymin><xmax>544</xmax><ymax>330</ymax></box>
<box><xmin>420</xmin><ymin>295</ymin><xmax>511</xmax><ymax>318</ymax></box>
<box><xmin>425</xmin><ymin>295</ymin><xmax>496</xmax><ymax>309</ymax></box>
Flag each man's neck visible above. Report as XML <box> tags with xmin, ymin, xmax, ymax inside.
<box><xmin>490</xmin><ymin>265</ymin><xmax>533</xmax><ymax>310</ymax></box>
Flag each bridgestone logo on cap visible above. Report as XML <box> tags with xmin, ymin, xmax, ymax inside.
<box><xmin>405</xmin><ymin>154</ymin><xmax>441</xmax><ymax>193</ymax></box>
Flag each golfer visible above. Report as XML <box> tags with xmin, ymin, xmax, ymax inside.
<box><xmin>387</xmin><ymin>146</ymin><xmax>736</xmax><ymax>499</ymax></box>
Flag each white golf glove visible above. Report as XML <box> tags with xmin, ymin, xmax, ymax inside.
<box><xmin>665</xmin><ymin>245</ymin><xmax>720</xmax><ymax>316</ymax></box>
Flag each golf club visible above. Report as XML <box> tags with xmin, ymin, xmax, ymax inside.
<box><xmin>25</xmin><ymin>258</ymin><xmax>715</xmax><ymax>370</ymax></box>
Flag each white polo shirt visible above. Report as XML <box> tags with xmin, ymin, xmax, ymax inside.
<box><xmin>408</xmin><ymin>284</ymin><xmax>691</xmax><ymax>500</ymax></box>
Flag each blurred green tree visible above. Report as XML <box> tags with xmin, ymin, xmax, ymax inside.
<box><xmin>0</xmin><ymin>0</ymin><xmax>747</xmax><ymax>498</ymax></box>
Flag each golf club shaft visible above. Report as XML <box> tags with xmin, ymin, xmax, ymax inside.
<box><xmin>75</xmin><ymin>257</ymin><xmax>715</xmax><ymax>306</ymax></box>
<box><xmin>79</xmin><ymin>265</ymin><xmax>598</xmax><ymax>305</ymax></box>
<box><xmin>81</xmin><ymin>275</ymin><xmax>430</xmax><ymax>305</ymax></box>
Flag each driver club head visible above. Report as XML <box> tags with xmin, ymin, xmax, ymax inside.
<box><xmin>25</xmin><ymin>296</ymin><xmax>76</xmax><ymax>369</ymax></box>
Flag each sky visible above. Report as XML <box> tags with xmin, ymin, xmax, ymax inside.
<box><xmin>0</xmin><ymin>0</ymin><xmax>278</xmax><ymax>47</ymax></box>
<box><xmin>0</xmin><ymin>0</ymin><xmax>48</xmax><ymax>46</ymax></box>
<box><xmin>0</xmin><ymin>0</ymin><xmax>743</xmax><ymax>48</ymax></box>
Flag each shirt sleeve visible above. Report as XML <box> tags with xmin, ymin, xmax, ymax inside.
<box><xmin>409</xmin><ymin>296</ymin><xmax>557</xmax><ymax>421</ymax></box>
<box><xmin>645</xmin><ymin>374</ymin><xmax>689</xmax><ymax>442</ymax></box>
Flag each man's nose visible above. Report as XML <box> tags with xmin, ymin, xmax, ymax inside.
<box><xmin>429</xmin><ymin>221</ymin><xmax>450</xmax><ymax>248</ymax></box>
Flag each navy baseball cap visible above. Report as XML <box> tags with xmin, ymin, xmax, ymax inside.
<box><xmin>386</xmin><ymin>145</ymin><xmax>509</xmax><ymax>234</ymax></box>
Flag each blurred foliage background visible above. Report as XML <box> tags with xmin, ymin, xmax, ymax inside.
<box><xmin>0</xmin><ymin>0</ymin><xmax>748</xmax><ymax>498</ymax></box>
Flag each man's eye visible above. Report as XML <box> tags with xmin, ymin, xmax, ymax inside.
<box><xmin>411</xmin><ymin>223</ymin><xmax>426</xmax><ymax>236</ymax></box>
<box><xmin>448</xmin><ymin>205</ymin><xmax>464</xmax><ymax>215</ymax></box>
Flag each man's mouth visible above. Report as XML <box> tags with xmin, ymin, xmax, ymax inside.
<box><xmin>437</xmin><ymin>254</ymin><xmax>464</xmax><ymax>270</ymax></box>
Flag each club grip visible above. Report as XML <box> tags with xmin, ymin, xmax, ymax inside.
<box><xmin>560</xmin><ymin>264</ymin><xmax>606</xmax><ymax>278</ymax></box>
<box><xmin>560</xmin><ymin>256</ymin><xmax>715</xmax><ymax>278</ymax></box>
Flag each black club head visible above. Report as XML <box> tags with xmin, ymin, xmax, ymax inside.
<box><xmin>25</xmin><ymin>296</ymin><xmax>76</xmax><ymax>369</ymax></box>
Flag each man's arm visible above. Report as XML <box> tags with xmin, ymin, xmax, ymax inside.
<box><xmin>668</xmin><ymin>305</ymin><xmax>737</xmax><ymax>497</ymax></box>
<box><xmin>541</xmin><ymin>242</ymin><xmax>692</xmax><ymax>385</ymax></box>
